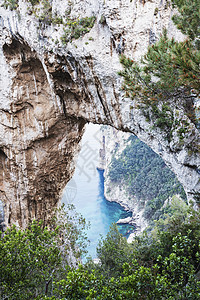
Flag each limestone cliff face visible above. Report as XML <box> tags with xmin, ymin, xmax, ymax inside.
<box><xmin>0</xmin><ymin>0</ymin><xmax>199</xmax><ymax>227</ymax></box>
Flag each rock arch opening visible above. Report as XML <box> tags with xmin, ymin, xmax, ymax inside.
<box><xmin>62</xmin><ymin>123</ymin><xmax>188</xmax><ymax>257</ymax></box>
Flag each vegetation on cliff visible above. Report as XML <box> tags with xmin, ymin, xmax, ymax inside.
<box><xmin>2</xmin><ymin>0</ymin><xmax>96</xmax><ymax>45</ymax></box>
<box><xmin>108</xmin><ymin>135</ymin><xmax>186</xmax><ymax>221</ymax></box>
<box><xmin>119</xmin><ymin>0</ymin><xmax>200</xmax><ymax>137</ymax></box>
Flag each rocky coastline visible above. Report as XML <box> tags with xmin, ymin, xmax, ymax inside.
<box><xmin>100</xmin><ymin>127</ymin><xmax>148</xmax><ymax>242</ymax></box>
<box><xmin>104</xmin><ymin>177</ymin><xmax>148</xmax><ymax>242</ymax></box>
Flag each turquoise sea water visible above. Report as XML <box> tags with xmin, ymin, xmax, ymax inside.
<box><xmin>62</xmin><ymin>124</ymin><xmax>134</xmax><ymax>259</ymax></box>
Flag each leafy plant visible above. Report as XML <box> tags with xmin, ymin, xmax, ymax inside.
<box><xmin>96</xmin><ymin>223</ymin><xmax>134</xmax><ymax>277</ymax></box>
<box><xmin>61</xmin><ymin>16</ymin><xmax>96</xmax><ymax>44</ymax></box>
<box><xmin>0</xmin><ymin>204</ymin><xmax>89</xmax><ymax>299</ymax></box>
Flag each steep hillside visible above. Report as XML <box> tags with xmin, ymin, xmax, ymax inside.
<box><xmin>103</xmin><ymin>127</ymin><xmax>187</xmax><ymax>234</ymax></box>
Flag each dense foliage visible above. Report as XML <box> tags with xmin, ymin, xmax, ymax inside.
<box><xmin>92</xmin><ymin>199</ymin><xmax>200</xmax><ymax>299</ymax></box>
<box><xmin>108</xmin><ymin>135</ymin><xmax>186</xmax><ymax>220</ymax></box>
<box><xmin>1</xmin><ymin>201</ymin><xmax>200</xmax><ymax>299</ymax></box>
<box><xmin>96</xmin><ymin>223</ymin><xmax>134</xmax><ymax>278</ymax></box>
<box><xmin>172</xmin><ymin>0</ymin><xmax>200</xmax><ymax>50</ymax></box>
<box><xmin>0</xmin><ymin>204</ymin><xmax>89</xmax><ymax>299</ymax></box>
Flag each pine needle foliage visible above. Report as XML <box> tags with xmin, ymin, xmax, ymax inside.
<box><xmin>120</xmin><ymin>32</ymin><xmax>200</xmax><ymax>101</ymax></box>
<box><xmin>172</xmin><ymin>0</ymin><xmax>200</xmax><ymax>49</ymax></box>
<box><xmin>119</xmin><ymin>0</ymin><xmax>200</xmax><ymax>128</ymax></box>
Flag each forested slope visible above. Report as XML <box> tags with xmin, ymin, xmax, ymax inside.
<box><xmin>108</xmin><ymin>135</ymin><xmax>186</xmax><ymax>221</ymax></box>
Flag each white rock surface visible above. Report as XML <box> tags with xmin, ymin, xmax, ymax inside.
<box><xmin>0</xmin><ymin>0</ymin><xmax>199</xmax><ymax>227</ymax></box>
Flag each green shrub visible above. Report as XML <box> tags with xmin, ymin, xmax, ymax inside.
<box><xmin>61</xmin><ymin>16</ymin><xmax>96</xmax><ymax>44</ymax></box>
<box><xmin>3</xmin><ymin>0</ymin><xmax>18</xmax><ymax>10</ymax></box>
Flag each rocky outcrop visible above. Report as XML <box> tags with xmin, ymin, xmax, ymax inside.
<box><xmin>103</xmin><ymin>128</ymin><xmax>148</xmax><ymax>236</ymax></box>
<box><xmin>0</xmin><ymin>34</ymin><xmax>86</xmax><ymax>227</ymax></box>
<box><xmin>0</xmin><ymin>0</ymin><xmax>199</xmax><ymax>227</ymax></box>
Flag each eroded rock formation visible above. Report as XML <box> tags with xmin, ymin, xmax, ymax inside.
<box><xmin>0</xmin><ymin>0</ymin><xmax>199</xmax><ymax>227</ymax></box>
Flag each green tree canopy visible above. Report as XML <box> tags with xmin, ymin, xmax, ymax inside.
<box><xmin>0</xmin><ymin>204</ymin><xmax>89</xmax><ymax>299</ymax></box>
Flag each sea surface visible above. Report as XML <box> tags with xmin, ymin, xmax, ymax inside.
<box><xmin>62</xmin><ymin>124</ymin><xmax>134</xmax><ymax>259</ymax></box>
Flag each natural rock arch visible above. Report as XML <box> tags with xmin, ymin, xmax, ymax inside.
<box><xmin>0</xmin><ymin>0</ymin><xmax>199</xmax><ymax>227</ymax></box>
